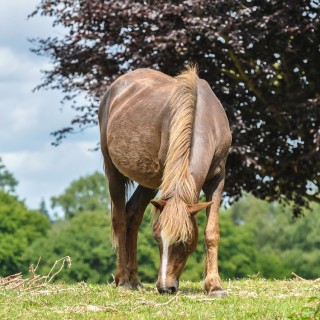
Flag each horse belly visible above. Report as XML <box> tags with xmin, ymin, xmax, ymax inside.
<box><xmin>107</xmin><ymin>127</ymin><xmax>163</xmax><ymax>189</ymax></box>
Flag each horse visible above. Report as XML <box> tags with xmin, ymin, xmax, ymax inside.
<box><xmin>98</xmin><ymin>66</ymin><xmax>231</xmax><ymax>295</ymax></box>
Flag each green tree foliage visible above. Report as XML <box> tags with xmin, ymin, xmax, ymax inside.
<box><xmin>23</xmin><ymin>211</ymin><xmax>116</xmax><ymax>283</ymax></box>
<box><xmin>225</xmin><ymin>194</ymin><xmax>320</xmax><ymax>279</ymax></box>
<box><xmin>51</xmin><ymin>172</ymin><xmax>109</xmax><ymax>218</ymax></box>
<box><xmin>182</xmin><ymin>194</ymin><xmax>320</xmax><ymax>281</ymax></box>
<box><xmin>136</xmin><ymin>196</ymin><xmax>320</xmax><ymax>282</ymax></box>
<box><xmin>30</xmin><ymin>1</ymin><xmax>320</xmax><ymax>213</ymax></box>
<box><xmin>0</xmin><ymin>191</ymin><xmax>50</xmax><ymax>276</ymax></box>
<box><xmin>181</xmin><ymin>211</ymin><xmax>258</xmax><ymax>281</ymax></box>
<box><xmin>24</xmin><ymin>200</ymin><xmax>159</xmax><ymax>284</ymax></box>
<box><xmin>219</xmin><ymin>213</ymin><xmax>258</xmax><ymax>279</ymax></box>
<box><xmin>136</xmin><ymin>206</ymin><xmax>159</xmax><ymax>282</ymax></box>
<box><xmin>24</xmin><ymin>172</ymin><xmax>114</xmax><ymax>283</ymax></box>
<box><xmin>21</xmin><ymin>172</ymin><xmax>320</xmax><ymax>283</ymax></box>
<box><xmin>39</xmin><ymin>198</ymin><xmax>50</xmax><ymax>217</ymax></box>
<box><xmin>0</xmin><ymin>158</ymin><xmax>18</xmax><ymax>194</ymax></box>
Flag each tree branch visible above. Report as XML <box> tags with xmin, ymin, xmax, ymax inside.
<box><xmin>305</xmin><ymin>194</ymin><xmax>320</xmax><ymax>204</ymax></box>
<box><xmin>228</xmin><ymin>49</ymin><xmax>269</xmax><ymax>108</ymax></box>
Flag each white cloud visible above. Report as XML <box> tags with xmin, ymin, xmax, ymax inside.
<box><xmin>0</xmin><ymin>0</ymin><xmax>105</xmax><ymax>211</ymax></box>
<box><xmin>0</xmin><ymin>0</ymin><xmax>61</xmax><ymax>45</ymax></box>
<box><xmin>2</xmin><ymin>139</ymin><xmax>104</xmax><ymax>210</ymax></box>
<box><xmin>0</xmin><ymin>46</ymin><xmax>43</xmax><ymax>82</ymax></box>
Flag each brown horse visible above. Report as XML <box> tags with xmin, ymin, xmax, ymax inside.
<box><xmin>99</xmin><ymin>67</ymin><xmax>231</xmax><ymax>295</ymax></box>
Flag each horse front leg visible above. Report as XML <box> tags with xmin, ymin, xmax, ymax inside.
<box><xmin>125</xmin><ymin>185</ymin><xmax>157</xmax><ymax>288</ymax></box>
<box><xmin>203</xmin><ymin>172</ymin><xmax>226</xmax><ymax>295</ymax></box>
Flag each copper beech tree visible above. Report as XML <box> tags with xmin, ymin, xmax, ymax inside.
<box><xmin>30</xmin><ymin>0</ymin><xmax>320</xmax><ymax>214</ymax></box>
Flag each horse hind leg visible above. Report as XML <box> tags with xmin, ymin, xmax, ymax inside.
<box><xmin>108</xmin><ymin>171</ymin><xmax>131</xmax><ymax>288</ymax></box>
<box><xmin>125</xmin><ymin>185</ymin><xmax>157</xmax><ymax>288</ymax></box>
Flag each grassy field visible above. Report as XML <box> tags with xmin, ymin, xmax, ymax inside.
<box><xmin>0</xmin><ymin>279</ymin><xmax>319</xmax><ymax>319</ymax></box>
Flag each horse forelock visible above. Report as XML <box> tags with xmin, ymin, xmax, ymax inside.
<box><xmin>159</xmin><ymin>66</ymin><xmax>199</xmax><ymax>244</ymax></box>
<box><xmin>158</xmin><ymin>197</ymin><xmax>194</xmax><ymax>245</ymax></box>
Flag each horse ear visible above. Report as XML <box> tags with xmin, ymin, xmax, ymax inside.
<box><xmin>188</xmin><ymin>201</ymin><xmax>214</xmax><ymax>215</ymax></box>
<box><xmin>150</xmin><ymin>199</ymin><xmax>166</xmax><ymax>212</ymax></box>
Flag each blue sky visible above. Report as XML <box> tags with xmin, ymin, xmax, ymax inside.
<box><xmin>0</xmin><ymin>0</ymin><xmax>104</xmax><ymax>211</ymax></box>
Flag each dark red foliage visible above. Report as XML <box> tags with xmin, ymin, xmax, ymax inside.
<box><xmin>30</xmin><ymin>0</ymin><xmax>320</xmax><ymax>213</ymax></box>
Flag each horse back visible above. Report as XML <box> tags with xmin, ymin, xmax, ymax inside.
<box><xmin>99</xmin><ymin>69</ymin><xmax>173</xmax><ymax>189</ymax></box>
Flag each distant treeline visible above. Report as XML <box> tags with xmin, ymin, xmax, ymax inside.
<box><xmin>1</xmin><ymin>162</ymin><xmax>319</xmax><ymax>282</ymax></box>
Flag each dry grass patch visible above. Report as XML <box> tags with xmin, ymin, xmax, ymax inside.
<box><xmin>0</xmin><ymin>256</ymin><xmax>71</xmax><ymax>294</ymax></box>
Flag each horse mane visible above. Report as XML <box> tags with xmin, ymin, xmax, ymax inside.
<box><xmin>157</xmin><ymin>66</ymin><xmax>199</xmax><ymax>244</ymax></box>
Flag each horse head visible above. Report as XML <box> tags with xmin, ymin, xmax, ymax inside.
<box><xmin>151</xmin><ymin>199</ymin><xmax>213</xmax><ymax>294</ymax></box>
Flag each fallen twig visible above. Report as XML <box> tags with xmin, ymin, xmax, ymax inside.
<box><xmin>184</xmin><ymin>294</ymin><xmax>223</xmax><ymax>302</ymax></box>
<box><xmin>29</xmin><ymin>257</ymin><xmax>42</xmax><ymax>278</ymax></box>
<box><xmin>131</xmin><ymin>292</ymin><xmax>181</xmax><ymax>311</ymax></box>
<box><xmin>0</xmin><ymin>273</ymin><xmax>23</xmax><ymax>286</ymax></box>
<box><xmin>292</xmin><ymin>272</ymin><xmax>305</xmax><ymax>281</ymax></box>
<box><xmin>0</xmin><ymin>256</ymin><xmax>72</xmax><ymax>293</ymax></box>
<box><xmin>154</xmin><ymin>292</ymin><xmax>181</xmax><ymax>307</ymax></box>
<box><xmin>292</xmin><ymin>272</ymin><xmax>320</xmax><ymax>283</ymax></box>
<box><xmin>47</xmin><ymin>256</ymin><xmax>72</xmax><ymax>283</ymax></box>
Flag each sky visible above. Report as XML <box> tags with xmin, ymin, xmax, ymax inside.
<box><xmin>0</xmin><ymin>0</ymin><xmax>104</xmax><ymax>212</ymax></box>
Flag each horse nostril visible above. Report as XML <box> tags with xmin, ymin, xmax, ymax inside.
<box><xmin>157</xmin><ymin>287</ymin><xmax>166</xmax><ymax>294</ymax></box>
<box><xmin>157</xmin><ymin>286</ymin><xmax>177</xmax><ymax>294</ymax></box>
<box><xmin>167</xmin><ymin>286</ymin><xmax>177</xmax><ymax>294</ymax></box>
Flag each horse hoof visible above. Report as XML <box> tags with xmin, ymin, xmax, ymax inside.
<box><xmin>208</xmin><ymin>289</ymin><xmax>227</xmax><ymax>297</ymax></box>
<box><xmin>135</xmin><ymin>282</ymin><xmax>144</xmax><ymax>290</ymax></box>
<box><xmin>133</xmin><ymin>282</ymin><xmax>144</xmax><ymax>291</ymax></box>
<box><xmin>130</xmin><ymin>282</ymin><xmax>144</xmax><ymax>290</ymax></box>
<box><xmin>130</xmin><ymin>278</ymin><xmax>144</xmax><ymax>290</ymax></box>
<box><xmin>117</xmin><ymin>283</ymin><xmax>133</xmax><ymax>290</ymax></box>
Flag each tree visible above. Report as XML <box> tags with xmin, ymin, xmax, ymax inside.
<box><xmin>0</xmin><ymin>161</ymin><xmax>50</xmax><ymax>276</ymax></box>
<box><xmin>39</xmin><ymin>198</ymin><xmax>50</xmax><ymax>219</ymax></box>
<box><xmin>226</xmin><ymin>194</ymin><xmax>320</xmax><ymax>279</ymax></box>
<box><xmin>23</xmin><ymin>210</ymin><xmax>116</xmax><ymax>283</ymax></box>
<box><xmin>0</xmin><ymin>158</ymin><xmax>18</xmax><ymax>194</ymax></box>
<box><xmin>0</xmin><ymin>191</ymin><xmax>50</xmax><ymax>276</ymax></box>
<box><xmin>29</xmin><ymin>1</ymin><xmax>320</xmax><ymax>213</ymax></box>
<box><xmin>51</xmin><ymin>172</ymin><xmax>109</xmax><ymax>218</ymax></box>
<box><xmin>183</xmin><ymin>208</ymin><xmax>260</xmax><ymax>280</ymax></box>
<box><xmin>22</xmin><ymin>184</ymin><xmax>320</xmax><ymax>283</ymax></box>
<box><xmin>136</xmin><ymin>205</ymin><xmax>160</xmax><ymax>282</ymax></box>
<box><xmin>22</xmin><ymin>172</ymin><xmax>114</xmax><ymax>282</ymax></box>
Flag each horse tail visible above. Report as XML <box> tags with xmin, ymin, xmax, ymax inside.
<box><xmin>159</xmin><ymin>66</ymin><xmax>199</xmax><ymax>244</ymax></box>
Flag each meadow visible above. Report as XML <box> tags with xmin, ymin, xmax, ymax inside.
<box><xmin>1</xmin><ymin>278</ymin><xmax>319</xmax><ymax>319</ymax></box>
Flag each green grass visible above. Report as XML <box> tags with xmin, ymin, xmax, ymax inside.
<box><xmin>0</xmin><ymin>279</ymin><xmax>319</xmax><ymax>319</ymax></box>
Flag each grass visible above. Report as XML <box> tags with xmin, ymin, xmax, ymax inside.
<box><xmin>0</xmin><ymin>278</ymin><xmax>319</xmax><ymax>319</ymax></box>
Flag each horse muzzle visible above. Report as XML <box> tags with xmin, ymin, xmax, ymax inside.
<box><xmin>156</xmin><ymin>280</ymin><xmax>179</xmax><ymax>294</ymax></box>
